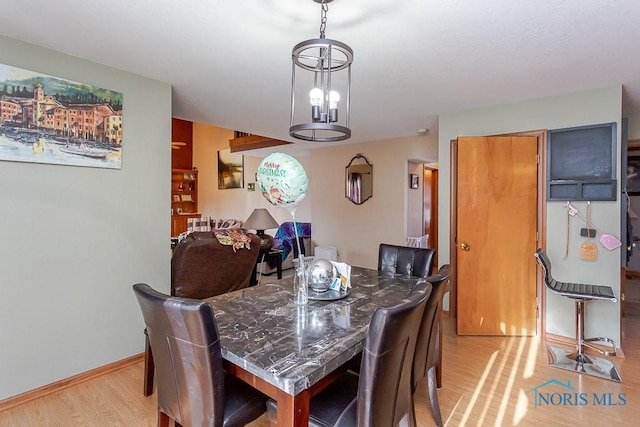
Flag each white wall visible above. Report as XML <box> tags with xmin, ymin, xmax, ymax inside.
<box><xmin>438</xmin><ymin>86</ymin><xmax>623</xmax><ymax>344</ymax></box>
<box><xmin>0</xmin><ymin>36</ymin><xmax>172</xmax><ymax>400</ymax></box>
<box><xmin>310</xmin><ymin>135</ymin><xmax>438</xmax><ymax>269</ymax></box>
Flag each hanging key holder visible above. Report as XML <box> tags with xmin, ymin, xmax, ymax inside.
<box><xmin>565</xmin><ymin>201</ymin><xmax>622</xmax><ymax>252</ymax></box>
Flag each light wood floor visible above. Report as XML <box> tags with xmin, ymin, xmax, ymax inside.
<box><xmin>2</xmin><ymin>291</ymin><xmax>639</xmax><ymax>426</ymax></box>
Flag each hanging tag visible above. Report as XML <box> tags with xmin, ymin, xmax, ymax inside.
<box><xmin>581</xmin><ymin>202</ymin><xmax>598</xmax><ymax>261</ymax></box>
<box><xmin>581</xmin><ymin>242</ymin><xmax>598</xmax><ymax>261</ymax></box>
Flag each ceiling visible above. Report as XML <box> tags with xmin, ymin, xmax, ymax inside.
<box><xmin>2</xmin><ymin>0</ymin><xmax>640</xmax><ymax>154</ymax></box>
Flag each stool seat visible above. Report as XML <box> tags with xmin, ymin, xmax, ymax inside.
<box><xmin>544</xmin><ymin>277</ymin><xmax>617</xmax><ymax>302</ymax></box>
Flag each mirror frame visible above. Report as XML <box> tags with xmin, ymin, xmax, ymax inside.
<box><xmin>345</xmin><ymin>153</ymin><xmax>373</xmax><ymax>205</ymax></box>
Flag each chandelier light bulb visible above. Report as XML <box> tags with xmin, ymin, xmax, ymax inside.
<box><xmin>329</xmin><ymin>90</ymin><xmax>340</xmax><ymax>109</ymax></box>
<box><xmin>309</xmin><ymin>88</ymin><xmax>323</xmax><ymax>106</ymax></box>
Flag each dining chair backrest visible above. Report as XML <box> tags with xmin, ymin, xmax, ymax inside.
<box><xmin>133</xmin><ymin>283</ymin><xmax>225</xmax><ymax>426</ymax></box>
<box><xmin>143</xmin><ymin>231</ymin><xmax>261</xmax><ymax>397</ymax></box>
<box><xmin>171</xmin><ymin>231</ymin><xmax>260</xmax><ymax>299</ymax></box>
<box><xmin>411</xmin><ymin>264</ymin><xmax>452</xmax><ymax>391</ymax></box>
<box><xmin>356</xmin><ymin>280</ymin><xmax>431</xmax><ymax>426</ymax></box>
<box><xmin>378</xmin><ymin>243</ymin><xmax>436</xmax><ymax>278</ymax></box>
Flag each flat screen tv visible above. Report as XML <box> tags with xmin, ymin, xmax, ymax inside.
<box><xmin>547</xmin><ymin>122</ymin><xmax>616</xmax><ymax>201</ymax></box>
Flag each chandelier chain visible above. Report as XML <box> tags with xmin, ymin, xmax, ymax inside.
<box><xmin>319</xmin><ymin>0</ymin><xmax>328</xmax><ymax>38</ymax></box>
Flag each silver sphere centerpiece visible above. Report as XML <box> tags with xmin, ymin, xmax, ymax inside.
<box><xmin>307</xmin><ymin>258</ymin><xmax>336</xmax><ymax>292</ymax></box>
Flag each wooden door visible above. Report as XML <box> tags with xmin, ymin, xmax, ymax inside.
<box><xmin>456</xmin><ymin>136</ymin><xmax>538</xmax><ymax>336</ymax></box>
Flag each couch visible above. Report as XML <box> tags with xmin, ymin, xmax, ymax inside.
<box><xmin>260</xmin><ymin>222</ymin><xmax>312</xmax><ymax>275</ymax></box>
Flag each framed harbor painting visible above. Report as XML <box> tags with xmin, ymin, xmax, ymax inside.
<box><xmin>217</xmin><ymin>148</ymin><xmax>244</xmax><ymax>189</ymax></box>
<box><xmin>0</xmin><ymin>63</ymin><xmax>123</xmax><ymax>169</ymax></box>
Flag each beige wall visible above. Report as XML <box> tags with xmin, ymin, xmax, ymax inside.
<box><xmin>192</xmin><ymin>129</ymin><xmax>438</xmax><ymax>269</ymax></box>
<box><xmin>439</xmin><ymin>85</ymin><xmax>623</xmax><ymax>345</ymax></box>
<box><xmin>0</xmin><ymin>36</ymin><xmax>172</xmax><ymax>400</ymax></box>
<box><xmin>310</xmin><ymin>135</ymin><xmax>438</xmax><ymax>268</ymax></box>
<box><xmin>190</xmin><ymin>124</ymin><xmax>439</xmax><ymax>268</ymax></box>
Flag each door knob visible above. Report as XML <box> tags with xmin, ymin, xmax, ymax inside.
<box><xmin>460</xmin><ymin>242</ymin><xmax>470</xmax><ymax>251</ymax></box>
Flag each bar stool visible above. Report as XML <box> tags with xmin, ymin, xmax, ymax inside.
<box><xmin>534</xmin><ymin>248</ymin><xmax>621</xmax><ymax>382</ymax></box>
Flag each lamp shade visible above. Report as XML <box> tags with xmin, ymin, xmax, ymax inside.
<box><xmin>244</xmin><ymin>209</ymin><xmax>279</xmax><ymax>251</ymax></box>
<box><xmin>244</xmin><ymin>209</ymin><xmax>279</xmax><ymax>231</ymax></box>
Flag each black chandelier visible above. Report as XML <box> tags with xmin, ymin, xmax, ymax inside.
<box><xmin>289</xmin><ymin>0</ymin><xmax>353</xmax><ymax>142</ymax></box>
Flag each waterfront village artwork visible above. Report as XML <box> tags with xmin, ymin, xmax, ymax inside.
<box><xmin>0</xmin><ymin>63</ymin><xmax>123</xmax><ymax>169</ymax></box>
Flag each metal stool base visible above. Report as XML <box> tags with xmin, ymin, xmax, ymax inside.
<box><xmin>547</xmin><ymin>345</ymin><xmax>622</xmax><ymax>382</ymax></box>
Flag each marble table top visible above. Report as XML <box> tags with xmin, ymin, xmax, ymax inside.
<box><xmin>206</xmin><ymin>266</ymin><xmax>422</xmax><ymax>396</ymax></box>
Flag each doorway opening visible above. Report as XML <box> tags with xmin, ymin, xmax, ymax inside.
<box><xmin>407</xmin><ymin>160</ymin><xmax>438</xmax><ymax>267</ymax></box>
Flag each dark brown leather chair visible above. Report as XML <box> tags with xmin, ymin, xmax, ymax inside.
<box><xmin>378</xmin><ymin>243</ymin><xmax>436</xmax><ymax>278</ymax></box>
<box><xmin>409</xmin><ymin>264</ymin><xmax>451</xmax><ymax>427</ymax></box>
<box><xmin>345</xmin><ymin>243</ymin><xmax>438</xmax><ymax>379</ymax></box>
<box><xmin>171</xmin><ymin>231</ymin><xmax>261</xmax><ymax>298</ymax></box>
<box><xmin>143</xmin><ymin>231</ymin><xmax>261</xmax><ymax>396</ymax></box>
<box><xmin>266</xmin><ymin>277</ymin><xmax>431</xmax><ymax>426</ymax></box>
<box><xmin>133</xmin><ymin>283</ymin><xmax>268</xmax><ymax>427</ymax></box>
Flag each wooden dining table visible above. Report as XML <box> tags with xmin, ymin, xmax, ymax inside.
<box><xmin>205</xmin><ymin>266</ymin><xmax>422</xmax><ymax>427</ymax></box>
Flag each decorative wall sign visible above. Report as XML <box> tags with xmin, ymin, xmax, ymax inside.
<box><xmin>0</xmin><ymin>63</ymin><xmax>123</xmax><ymax>169</ymax></box>
<box><xmin>217</xmin><ymin>148</ymin><xmax>244</xmax><ymax>189</ymax></box>
<box><xmin>410</xmin><ymin>173</ymin><xmax>419</xmax><ymax>189</ymax></box>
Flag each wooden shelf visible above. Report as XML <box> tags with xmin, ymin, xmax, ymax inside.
<box><xmin>171</xmin><ymin>169</ymin><xmax>198</xmax><ymax>236</ymax></box>
<box><xmin>229</xmin><ymin>134</ymin><xmax>291</xmax><ymax>153</ymax></box>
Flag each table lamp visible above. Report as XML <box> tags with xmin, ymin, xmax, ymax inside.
<box><xmin>244</xmin><ymin>208</ymin><xmax>279</xmax><ymax>251</ymax></box>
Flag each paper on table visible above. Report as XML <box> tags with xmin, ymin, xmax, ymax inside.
<box><xmin>329</xmin><ymin>261</ymin><xmax>351</xmax><ymax>291</ymax></box>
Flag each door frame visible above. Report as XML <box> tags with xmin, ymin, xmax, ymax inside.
<box><xmin>449</xmin><ymin>129</ymin><xmax>547</xmax><ymax>337</ymax></box>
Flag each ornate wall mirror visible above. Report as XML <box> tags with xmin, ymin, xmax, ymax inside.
<box><xmin>345</xmin><ymin>153</ymin><xmax>373</xmax><ymax>205</ymax></box>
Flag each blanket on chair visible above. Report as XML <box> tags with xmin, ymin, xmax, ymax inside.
<box><xmin>213</xmin><ymin>228</ymin><xmax>253</xmax><ymax>252</ymax></box>
<box><xmin>269</xmin><ymin>222</ymin><xmax>311</xmax><ymax>267</ymax></box>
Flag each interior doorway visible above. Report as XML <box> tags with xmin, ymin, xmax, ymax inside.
<box><xmin>407</xmin><ymin>161</ymin><xmax>438</xmax><ymax>268</ymax></box>
<box><xmin>624</xmin><ymin>139</ymin><xmax>640</xmax><ymax>331</ymax></box>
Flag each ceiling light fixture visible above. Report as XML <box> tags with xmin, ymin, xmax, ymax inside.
<box><xmin>289</xmin><ymin>0</ymin><xmax>353</xmax><ymax>142</ymax></box>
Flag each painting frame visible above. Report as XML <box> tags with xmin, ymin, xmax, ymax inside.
<box><xmin>0</xmin><ymin>63</ymin><xmax>123</xmax><ymax>169</ymax></box>
<box><xmin>217</xmin><ymin>148</ymin><xmax>244</xmax><ymax>189</ymax></box>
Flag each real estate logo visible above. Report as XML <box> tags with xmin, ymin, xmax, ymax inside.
<box><xmin>528</xmin><ymin>378</ymin><xmax>626</xmax><ymax>409</ymax></box>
